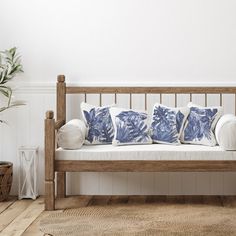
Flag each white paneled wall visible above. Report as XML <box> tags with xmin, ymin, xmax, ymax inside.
<box><xmin>1</xmin><ymin>86</ymin><xmax>236</xmax><ymax>196</ymax></box>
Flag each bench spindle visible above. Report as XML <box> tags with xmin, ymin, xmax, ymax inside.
<box><xmin>205</xmin><ymin>93</ymin><xmax>208</xmax><ymax>106</ymax></box>
<box><xmin>145</xmin><ymin>93</ymin><xmax>147</xmax><ymax>110</ymax></box>
<box><xmin>235</xmin><ymin>94</ymin><xmax>236</xmax><ymax>116</ymax></box>
<box><xmin>220</xmin><ymin>93</ymin><xmax>223</xmax><ymax>106</ymax></box>
<box><xmin>130</xmin><ymin>93</ymin><xmax>132</xmax><ymax>109</ymax></box>
<box><xmin>190</xmin><ymin>93</ymin><xmax>192</xmax><ymax>102</ymax></box>
<box><xmin>175</xmin><ymin>94</ymin><xmax>177</xmax><ymax>107</ymax></box>
<box><xmin>99</xmin><ymin>93</ymin><xmax>102</xmax><ymax>106</ymax></box>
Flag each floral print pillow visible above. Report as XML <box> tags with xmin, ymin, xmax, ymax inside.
<box><xmin>110</xmin><ymin>107</ymin><xmax>152</xmax><ymax>146</ymax></box>
<box><xmin>180</xmin><ymin>103</ymin><xmax>223</xmax><ymax>146</ymax></box>
<box><xmin>81</xmin><ymin>102</ymin><xmax>114</xmax><ymax>144</ymax></box>
<box><xmin>150</xmin><ymin>104</ymin><xmax>189</xmax><ymax>144</ymax></box>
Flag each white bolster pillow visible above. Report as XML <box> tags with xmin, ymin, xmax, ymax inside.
<box><xmin>215</xmin><ymin>114</ymin><xmax>236</xmax><ymax>151</ymax></box>
<box><xmin>57</xmin><ymin>119</ymin><xmax>86</xmax><ymax>149</ymax></box>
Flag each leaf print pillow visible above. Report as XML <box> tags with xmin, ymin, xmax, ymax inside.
<box><xmin>150</xmin><ymin>103</ymin><xmax>189</xmax><ymax>145</ymax></box>
<box><xmin>81</xmin><ymin>102</ymin><xmax>115</xmax><ymax>145</ymax></box>
<box><xmin>110</xmin><ymin>107</ymin><xmax>152</xmax><ymax>146</ymax></box>
<box><xmin>180</xmin><ymin>103</ymin><xmax>223</xmax><ymax>146</ymax></box>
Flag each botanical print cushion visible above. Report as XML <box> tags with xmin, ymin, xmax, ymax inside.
<box><xmin>150</xmin><ymin>103</ymin><xmax>189</xmax><ymax>144</ymax></box>
<box><xmin>110</xmin><ymin>107</ymin><xmax>152</xmax><ymax>146</ymax></box>
<box><xmin>81</xmin><ymin>102</ymin><xmax>114</xmax><ymax>144</ymax></box>
<box><xmin>180</xmin><ymin>103</ymin><xmax>223</xmax><ymax>146</ymax></box>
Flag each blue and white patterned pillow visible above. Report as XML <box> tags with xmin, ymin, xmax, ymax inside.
<box><xmin>180</xmin><ymin>103</ymin><xmax>223</xmax><ymax>146</ymax></box>
<box><xmin>110</xmin><ymin>107</ymin><xmax>152</xmax><ymax>146</ymax></box>
<box><xmin>81</xmin><ymin>102</ymin><xmax>114</xmax><ymax>145</ymax></box>
<box><xmin>150</xmin><ymin>104</ymin><xmax>189</xmax><ymax>144</ymax></box>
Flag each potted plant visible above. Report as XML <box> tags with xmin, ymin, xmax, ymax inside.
<box><xmin>0</xmin><ymin>47</ymin><xmax>24</xmax><ymax>201</ymax></box>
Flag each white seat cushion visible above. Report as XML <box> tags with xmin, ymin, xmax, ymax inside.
<box><xmin>56</xmin><ymin>144</ymin><xmax>236</xmax><ymax>161</ymax></box>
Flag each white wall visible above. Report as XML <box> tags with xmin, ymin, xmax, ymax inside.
<box><xmin>1</xmin><ymin>0</ymin><xmax>236</xmax><ymax>195</ymax></box>
<box><xmin>1</xmin><ymin>0</ymin><xmax>236</xmax><ymax>84</ymax></box>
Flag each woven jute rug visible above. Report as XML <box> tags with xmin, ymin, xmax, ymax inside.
<box><xmin>40</xmin><ymin>203</ymin><xmax>236</xmax><ymax>236</ymax></box>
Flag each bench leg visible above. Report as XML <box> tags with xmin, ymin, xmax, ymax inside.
<box><xmin>45</xmin><ymin>180</ymin><xmax>55</xmax><ymax>210</ymax></box>
<box><xmin>57</xmin><ymin>172</ymin><xmax>66</xmax><ymax>198</ymax></box>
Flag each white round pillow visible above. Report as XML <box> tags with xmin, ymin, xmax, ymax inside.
<box><xmin>215</xmin><ymin>114</ymin><xmax>236</xmax><ymax>150</ymax></box>
<box><xmin>57</xmin><ymin>119</ymin><xmax>86</xmax><ymax>149</ymax></box>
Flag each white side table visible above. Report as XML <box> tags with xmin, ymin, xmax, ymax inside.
<box><xmin>18</xmin><ymin>146</ymin><xmax>39</xmax><ymax>200</ymax></box>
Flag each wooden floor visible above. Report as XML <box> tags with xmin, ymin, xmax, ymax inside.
<box><xmin>0</xmin><ymin>195</ymin><xmax>236</xmax><ymax>236</ymax></box>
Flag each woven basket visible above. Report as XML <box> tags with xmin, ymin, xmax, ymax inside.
<box><xmin>0</xmin><ymin>162</ymin><xmax>13</xmax><ymax>202</ymax></box>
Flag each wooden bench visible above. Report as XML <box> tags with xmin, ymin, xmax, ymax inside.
<box><xmin>44</xmin><ymin>75</ymin><xmax>236</xmax><ymax>210</ymax></box>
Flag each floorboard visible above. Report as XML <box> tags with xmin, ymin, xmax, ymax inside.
<box><xmin>128</xmin><ymin>195</ymin><xmax>147</xmax><ymax>204</ymax></box>
<box><xmin>1</xmin><ymin>198</ymin><xmax>44</xmax><ymax>236</ymax></box>
<box><xmin>108</xmin><ymin>195</ymin><xmax>129</xmax><ymax>204</ymax></box>
<box><xmin>22</xmin><ymin>210</ymin><xmax>63</xmax><ymax>236</ymax></box>
<box><xmin>88</xmin><ymin>195</ymin><xmax>111</xmax><ymax>206</ymax></box>
<box><xmin>0</xmin><ymin>199</ymin><xmax>32</xmax><ymax>233</ymax></box>
<box><xmin>0</xmin><ymin>196</ymin><xmax>17</xmax><ymax>214</ymax></box>
<box><xmin>56</xmin><ymin>195</ymin><xmax>92</xmax><ymax>209</ymax></box>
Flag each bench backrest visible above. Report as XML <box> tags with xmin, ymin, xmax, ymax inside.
<box><xmin>56</xmin><ymin>75</ymin><xmax>236</xmax><ymax>123</ymax></box>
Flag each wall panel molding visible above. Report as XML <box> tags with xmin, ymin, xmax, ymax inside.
<box><xmin>14</xmin><ymin>82</ymin><xmax>236</xmax><ymax>94</ymax></box>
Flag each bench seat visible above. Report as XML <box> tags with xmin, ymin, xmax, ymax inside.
<box><xmin>56</xmin><ymin>144</ymin><xmax>236</xmax><ymax>161</ymax></box>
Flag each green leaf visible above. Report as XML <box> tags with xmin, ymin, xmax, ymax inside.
<box><xmin>0</xmin><ymin>47</ymin><xmax>24</xmax><ymax>116</ymax></box>
<box><xmin>0</xmin><ymin>88</ymin><xmax>9</xmax><ymax>97</ymax></box>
